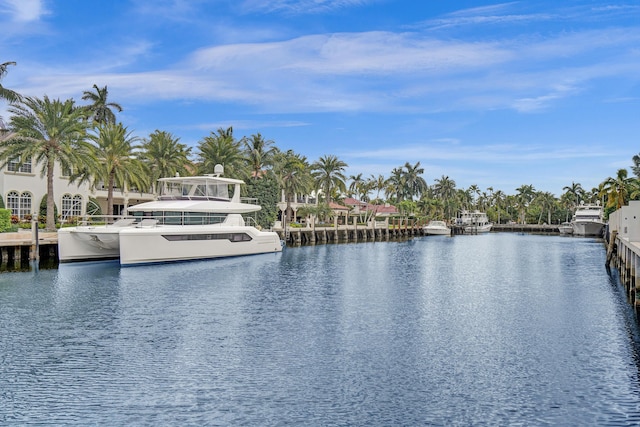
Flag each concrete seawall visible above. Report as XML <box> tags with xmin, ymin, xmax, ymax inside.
<box><xmin>606</xmin><ymin>200</ymin><xmax>640</xmax><ymax>318</ymax></box>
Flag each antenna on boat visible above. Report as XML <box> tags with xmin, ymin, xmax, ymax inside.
<box><xmin>213</xmin><ymin>164</ymin><xmax>224</xmax><ymax>177</ymax></box>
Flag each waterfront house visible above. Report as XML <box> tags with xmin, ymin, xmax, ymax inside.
<box><xmin>0</xmin><ymin>128</ymin><xmax>154</xmax><ymax>222</ymax></box>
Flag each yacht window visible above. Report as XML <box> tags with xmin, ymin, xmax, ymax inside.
<box><xmin>162</xmin><ymin>233</ymin><xmax>252</xmax><ymax>242</ymax></box>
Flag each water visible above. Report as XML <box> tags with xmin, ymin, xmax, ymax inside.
<box><xmin>2</xmin><ymin>233</ymin><xmax>640</xmax><ymax>425</ymax></box>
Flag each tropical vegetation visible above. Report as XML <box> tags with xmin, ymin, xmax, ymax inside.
<box><xmin>1</xmin><ymin>62</ymin><xmax>640</xmax><ymax>230</ymax></box>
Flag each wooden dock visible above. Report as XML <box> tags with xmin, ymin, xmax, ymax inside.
<box><xmin>277</xmin><ymin>220</ymin><xmax>563</xmax><ymax>246</ymax></box>
<box><xmin>0</xmin><ymin>231</ymin><xmax>58</xmax><ymax>270</ymax></box>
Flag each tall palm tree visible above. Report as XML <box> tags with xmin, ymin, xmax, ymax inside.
<box><xmin>515</xmin><ymin>184</ymin><xmax>536</xmax><ymax>224</ymax></box>
<box><xmin>0</xmin><ymin>96</ymin><xmax>92</xmax><ymax>229</ymax></box>
<box><xmin>80</xmin><ymin>123</ymin><xmax>149</xmax><ymax>218</ymax></box>
<box><xmin>369</xmin><ymin>174</ymin><xmax>388</xmax><ymax>204</ymax></box>
<box><xmin>273</xmin><ymin>150</ymin><xmax>312</xmax><ymax>223</ymax></box>
<box><xmin>386</xmin><ymin>167</ymin><xmax>406</xmax><ymax>203</ymax></box>
<box><xmin>402</xmin><ymin>161</ymin><xmax>428</xmax><ymax>200</ymax></box>
<box><xmin>533</xmin><ymin>191</ymin><xmax>557</xmax><ymax>225</ymax></box>
<box><xmin>311</xmin><ymin>154</ymin><xmax>347</xmax><ymax>204</ymax></box>
<box><xmin>244</xmin><ymin>132</ymin><xmax>275</xmax><ymax>179</ymax></box>
<box><xmin>562</xmin><ymin>182</ymin><xmax>584</xmax><ymax>210</ymax></box>
<box><xmin>81</xmin><ymin>84</ymin><xmax>122</xmax><ymax>124</ymax></box>
<box><xmin>140</xmin><ymin>130</ymin><xmax>192</xmax><ymax>193</ymax></box>
<box><xmin>197</xmin><ymin>127</ymin><xmax>246</xmax><ymax>178</ymax></box>
<box><xmin>492</xmin><ymin>190</ymin><xmax>506</xmax><ymax>224</ymax></box>
<box><xmin>348</xmin><ymin>173</ymin><xmax>364</xmax><ymax>198</ymax></box>
<box><xmin>433</xmin><ymin>175</ymin><xmax>457</xmax><ymax>219</ymax></box>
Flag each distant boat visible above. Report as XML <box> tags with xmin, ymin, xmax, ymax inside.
<box><xmin>558</xmin><ymin>222</ymin><xmax>574</xmax><ymax>235</ymax></box>
<box><xmin>571</xmin><ymin>203</ymin><xmax>606</xmax><ymax>237</ymax></box>
<box><xmin>456</xmin><ymin>210</ymin><xmax>493</xmax><ymax>233</ymax></box>
<box><xmin>423</xmin><ymin>220</ymin><xmax>451</xmax><ymax>235</ymax></box>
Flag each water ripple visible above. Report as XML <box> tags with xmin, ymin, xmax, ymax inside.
<box><xmin>1</xmin><ymin>235</ymin><xmax>640</xmax><ymax>425</ymax></box>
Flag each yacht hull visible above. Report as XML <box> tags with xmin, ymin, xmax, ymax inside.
<box><xmin>118</xmin><ymin>225</ymin><xmax>283</xmax><ymax>265</ymax></box>
<box><xmin>572</xmin><ymin>221</ymin><xmax>605</xmax><ymax>237</ymax></box>
<box><xmin>58</xmin><ymin>227</ymin><xmax>121</xmax><ymax>262</ymax></box>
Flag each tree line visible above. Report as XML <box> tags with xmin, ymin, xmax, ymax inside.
<box><xmin>1</xmin><ymin>61</ymin><xmax>639</xmax><ymax>231</ymax></box>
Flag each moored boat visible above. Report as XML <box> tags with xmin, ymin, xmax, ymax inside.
<box><xmin>571</xmin><ymin>203</ymin><xmax>605</xmax><ymax>237</ymax></box>
<box><xmin>423</xmin><ymin>220</ymin><xmax>451</xmax><ymax>235</ymax></box>
<box><xmin>456</xmin><ymin>210</ymin><xmax>493</xmax><ymax>233</ymax></box>
<box><xmin>58</xmin><ymin>165</ymin><xmax>284</xmax><ymax>265</ymax></box>
<box><xmin>558</xmin><ymin>221</ymin><xmax>574</xmax><ymax>235</ymax></box>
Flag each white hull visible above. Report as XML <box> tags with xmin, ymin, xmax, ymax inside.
<box><xmin>119</xmin><ymin>224</ymin><xmax>282</xmax><ymax>265</ymax></box>
<box><xmin>59</xmin><ymin>223</ymin><xmax>283</xmax><ymax>265</ymax></box>
<box><xmin>558</xmin><ymin>223</ymin><xmax>574</xmax><ymax>235</ymax></box>
<box><xmin>464</xmin><ymin>223</ymin><xmax>492</xmax><ymax>233</ymax></box>
<box><xmin>423</xmin><ymin>221</ymin><xmax>451</xmax><ymax>235</ymax></box>
<box><xmin>572</xmin><ymin>221</ymin><xmax>605</xmax><ymax>236</ymax></box>
<box><xmin>58</xmin><ymin>227</ymin><xmax>121</xmax><ymax>262</ymax></box>
<box><xmin>424</xmin><ymin>228</ymin><xmax>451</xmax><ymax>235</ymax></box>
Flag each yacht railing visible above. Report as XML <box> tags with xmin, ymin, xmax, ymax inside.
<box><xmin>60</xmin><ymin>213</ymin><xmax>260</xmax><ymax>228</ymax></box>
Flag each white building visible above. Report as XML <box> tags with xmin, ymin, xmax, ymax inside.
<box><xmin>0</xmin><ymin>151</ymin><xmax>154</xmax><ymax>221</ymax></box>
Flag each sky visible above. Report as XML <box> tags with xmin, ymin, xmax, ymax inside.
<box><xmin>1</xmin><ymin>0</ymin><xmax>639</xmax><ymax>197</ymax></box>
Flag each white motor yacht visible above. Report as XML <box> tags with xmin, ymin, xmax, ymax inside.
<box><xmin>571</xmin><ymin>203</ymin><xmax>605</xmax><ymax>236</ymax></box>
<box><xmin>456</xmin><ymin>210</ymin><xmax>493</xmax><ymax>233</ymax></box>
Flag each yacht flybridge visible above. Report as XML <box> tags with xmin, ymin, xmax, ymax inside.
<box><xmin>58</xmin><ymin>166</ymin><xmax>284</xmax><ymax>265</ymax></box>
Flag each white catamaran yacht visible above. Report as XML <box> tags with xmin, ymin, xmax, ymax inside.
<box><xmin>58</xmin><ymin>166</ymin><xmax>284</xmax><ymax>265</ymax></box>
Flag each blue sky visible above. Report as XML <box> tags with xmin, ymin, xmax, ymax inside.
<box><xmin>1</xmin><ymin>0</ymin><xmax>639</xmax><ymax>197</ymax></box>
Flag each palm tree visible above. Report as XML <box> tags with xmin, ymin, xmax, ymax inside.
<box><xmin>76</xmin><ymin>123</ymin><xmax>149</xmax><ymax>219</ymax></box>
<box><xmin>244</xmin><ymin>132</ymin><xmax>275</xmax><ymax>179</ymax></box>
<box><xmin>386</xmin><ymin>167</ymin><xmax>406</xmax><ymax>203</ymax></box>
<box><xmin>533</xmin><ymin>191</ymin><xmax>557</xmax><ymax>224</ymax></box>
<box><xmin>1</xmin><ymin>61</ymin><xmax>21</xmax><ymax>130</ymax></box>
<box><xmin>348</xmin><ymin>173</ymin><xmax>364</xmax><ymax>198</ymax></box>
<box><xmin>402</xmin><ymin>161</ymin><xmax>428</xmax><ymax>200</ymax></box>
<box><xmin>491</xmin><ymin>190</ymin><xmax>506</xmax><ymax>224</ymax></box>
<box><xmin>0</xmin><ymin>61</ymin><xmax>20</xmax><ymax>102</ymax></box>
<box><xmin>273</xmin><ymin>150</ymin><xmax>313</xmax><ymax>224</ymax></box>
<box><xmin>433</xmin><ymin>175</ymin><xmax>457</xmax><ymax>219</ymax></box>
<box><xmin>515</xmin><ymin>184</ymin><xmax>536</xmax><ymax>223</ymax></box>
<box><xmin>82</xmin><ymin>84</ymin><xmax>122</xmax><ymax>124</ymax></box>
<box><xmin>632</xmin><ymin>153</ymin><xmax>640</xmax><ymax>179</ymax></box>
<box><xmin>197</xmin><ymin>127</ymin><xmax>246</xmax><ymax>178</ymax></box>
<box><xmin>600</xmin><ymin>169</ymin><xmax>638</xmax><ymax>210</ymax></box>
<box><xmin>369</xmin><ymin>174</ymin><xmax>388</xmax><ymax>204</ymax></box>
<box><xmin>467</xmin><ymin>184</ymin><xmax>480</xmax><ymax>209</ymax></box>
<box><xmin>140</xmin><ymin>130</ymin><xmax>192</xmax><ymax>193</ymax></box>
<box><xmin>311</xmin><ymin>154</ymin><xmax>347</xmax><ymax>204</ymax></box>
<box><xmin>0</xmin><ymin>96</ymin><xmax>92</xmax><ymax>229</ymax></box>
<box><xmin>562</xmin><ymin>182</ymin><xmax>584</xmax><ymax>210</ymax></box>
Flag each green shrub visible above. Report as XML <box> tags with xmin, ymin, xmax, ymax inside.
<box><xmin>0</xmin><ymin>209</ymin><xmax>11</xmax><ymax>232</ymax></box>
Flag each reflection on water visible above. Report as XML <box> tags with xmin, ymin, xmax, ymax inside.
<box><xmin>1</xmin><ymin>234</ymin><xmax>640</xmax><ymax>425</ymax></box>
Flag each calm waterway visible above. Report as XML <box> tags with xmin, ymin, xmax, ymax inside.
<box><xmin>1</xmin><ymin>233</ymin><xmax>640</xmax><ymax>425</ymax></box>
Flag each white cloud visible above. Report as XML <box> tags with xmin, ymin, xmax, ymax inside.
<box><xmin>0</xmin><ymin>0</ymin><xmax>45</xmax><ymax>21</ymax></box>
<box><xmin>240</xmin><ymin>0</ymin><xmax>373</xmax><ymax>15</ymax></box>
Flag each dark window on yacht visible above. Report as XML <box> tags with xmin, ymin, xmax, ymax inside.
<box><xmin>162</xmin><ymin>233</ymin><xmax>252</xmax><ymax>242</ymax></box>
<box><xmin>131</xmin><ymin>211</ymin><xmax>227</xmax><ymax>225</ymax></box>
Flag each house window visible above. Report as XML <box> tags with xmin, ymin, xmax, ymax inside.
<box><xmin>72</xmin><ymin>195</ymin><xmax>82</xmax><ymax>216</ymax></box>
<box><xmin>7</xmin><ymin>157</ymin><xmax>32</xmax><ymax>173</ymax></box>
<box><xmin>62</xmin><ymin>194</ymin><xmax>83</xmax><ymax>217</ymax></box>
<box><xmin>7</xmin><ymin>191</ymin><xmax>32</xmax><ymax>218</ymax></box>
